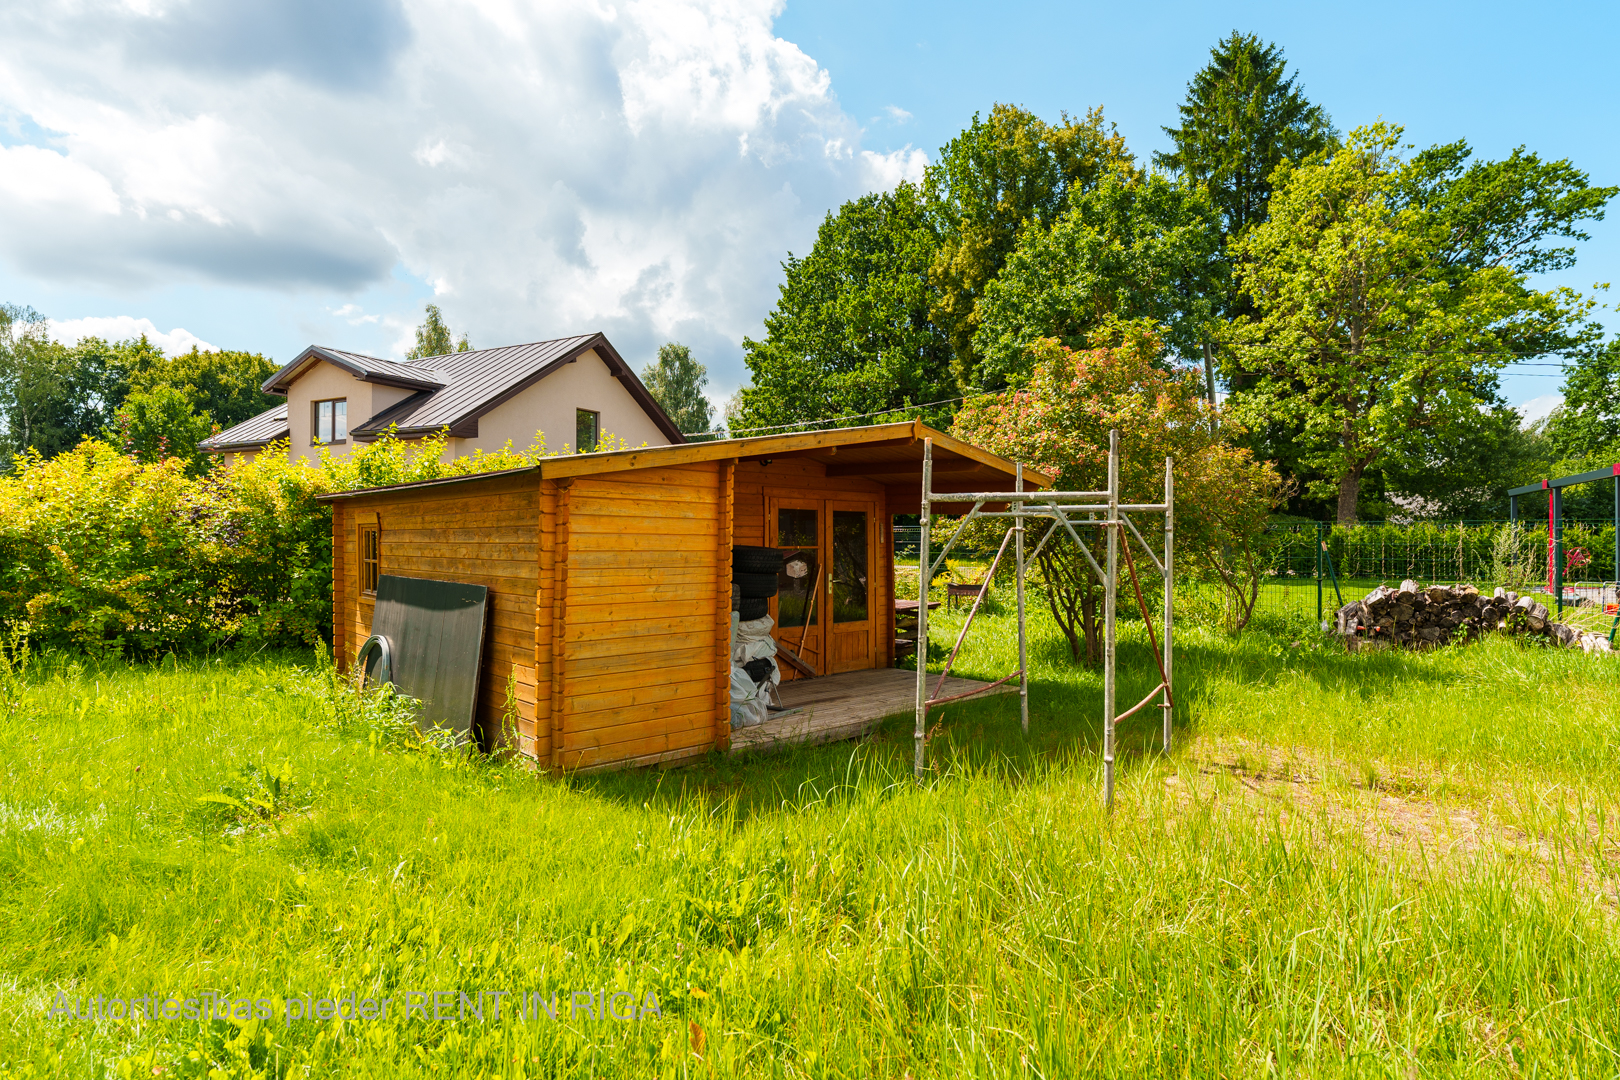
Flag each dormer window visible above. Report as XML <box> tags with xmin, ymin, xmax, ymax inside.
<box><xmin>575</xmin><ymin>408</ymin><xmax>599</xmax><ymax>453</ymax></box>
<box><xmin>314</xmin><ymin>399</ymin><xmax>348</xmax><ymax>445</ymax></box>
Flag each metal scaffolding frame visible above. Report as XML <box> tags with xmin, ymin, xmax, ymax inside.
<box><xmin>1508</xmin><ymin>461</ymin><xmax>1620</xmax><ymax>619</ymax></box>
<box><xmin>912</xmin><ymin>431</ymin><xmax>1175</xmax><ymax>805</ymax></box>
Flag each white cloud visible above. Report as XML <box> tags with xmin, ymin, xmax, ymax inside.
<box><xmin>1517</xmin><ymin>393</ymin><xmax>1564</xmax><ymax>429</ymax></box>
<box><xmin>330</xmin><ymin>303</ymin><xmax>380</xmax><ymax>324</ymax></box>
<box><xmin>48</xmin><ymin>315</ymin><xmax>215</xmax><ymax>355</ymax></box>
<box><xmin>0</xmin><ymin>144</ymin><xmax>122</xmax><ymax>215</ymax></box>
<box><xmin>860</xmin><ymin>147</ymin><xmax>927</xmax><ymax>190</ymax></box>
<box><xmin>0</xmin><ymin>0</ymin><xmax>919</xmax><ymax>388</ymax></box>
<box><xmin>882</xmin><ymin>104</ymin><xmax>912</xmax><ymax>123</ymax></box>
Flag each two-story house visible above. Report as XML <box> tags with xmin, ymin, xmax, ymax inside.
<box><xmin>199</xmin><ymin>332</ymin><xmax>684</xmax><ymax>464</ymax></box>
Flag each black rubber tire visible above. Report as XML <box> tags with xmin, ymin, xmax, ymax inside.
<box><xmin>737</xmin><ymin>596</ymin><xmax>769</xmax><ymax>621</ymax></box>
<box><xmin>355</xmin><ymin>634</ymin><xmax>393</xmax><ymax>690</ymax></box>
<box><xmin>735</xmin><ymin>571</ymin><xmax>779</xmax><ymax>599</ymax></box>
<box><xmin>732</xmin><ymin>545</ymin><xmax>784</xmax><ymax>575</ymax></box>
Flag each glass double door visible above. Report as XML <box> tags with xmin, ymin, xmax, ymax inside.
<box><xmin>768</xmin><ymin>496</ymin><xmax>877</xmax><ymax>676</ymax></box>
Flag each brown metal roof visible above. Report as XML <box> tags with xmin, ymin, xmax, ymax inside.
<box><xmin>262</xmin><ymin>333</ymin><xmax>685</xmax><ymax>445</ymax></box>
<box><xmin>197</xmin><ymin>403</ymin><xmax>289</xmax><ymax>452</ymax></box>
<box><xmin>263</xmin><ymin>346</ymin><xmax>448</xmax><ymax>393</ymax></box>
<box><xmin>316</xmin><ymin>421</ymin><xmax>1051</xmax><ymax>506</ymax></box>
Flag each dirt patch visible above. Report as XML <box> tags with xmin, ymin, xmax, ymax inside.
<box><xmin>1173</xmin><ymin>736</ymin><xmax>1620</xmax><ymax>906</ymax></box>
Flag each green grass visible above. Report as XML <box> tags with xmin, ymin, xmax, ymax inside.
<box><xmin>3</xmin><ymin>610</ymin><xmax>1620</xmax><ymax>1078</ymax></box>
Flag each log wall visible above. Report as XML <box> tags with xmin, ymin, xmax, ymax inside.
<box><xmin>550</xmin><ymin>461</ymin><xmax>728</xmax><ymax>770</ymax></box>
<box><xmin>331</xmin><ymin>472</ymin><xmax>542</xmax><ymax>754</ymax></box>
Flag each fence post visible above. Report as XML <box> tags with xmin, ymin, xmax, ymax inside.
<box><xmin>1316</xmin><ymin>522</ymin><xmax>1324</xmax><ymax>624</ymax></box>
<box><xmin>1553</xmin><ymin>486</ymin><xmax>1563</xmax><ymax>617</ymax></box>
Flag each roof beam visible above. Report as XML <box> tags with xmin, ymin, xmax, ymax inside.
<box><xmin>823</xmin><ymin>459</ymin><xmax>982</xmax><ymax>478</ymax></box>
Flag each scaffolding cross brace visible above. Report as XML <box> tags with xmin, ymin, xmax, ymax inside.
<box><xmin>912</xmin><ymin>430</ymin><xmax>1175</xmax><ymax>807</ymax></box>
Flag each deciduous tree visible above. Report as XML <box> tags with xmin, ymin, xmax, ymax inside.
<box><xmin>1222</xmin><ymin>124</ymin><xmax>1593</xmax><ymax>524</ymax></box>
<box><xmin>735</xmin><ymin>182</ymin><xmax>954</xmax><ymax>432</ymax></box>
<box><xmin>1546</xmin><ymin>339</ymin><xmax>1620</xmax><ymax>457</ymax></box>
<box><xmin>108</xmin><ymin>385</ymin><xmax>215</xmax><ymax>475</ymax></box>
<box><xmin>404</xmin><ymin>304</ymin><xmax>470</xmax><ymax>360</ymax></box>
<box><xmin>926</xmin><ymin>105</ymin><xmax>1133</xmax><ymax>389</ymax></box>
<box><xmin>0</xmin><ymin>308</ymin><xmax>133</xmax><ymax>469</ymax></box>
<box><xmin>952</xmin><ymin>331</ymin><xmax>1287</xmax><ymax>660</ymax></box>
<box><xmin>129</xmin><ymin>346</ymin><xmax>281</xmax><ymax>430</ymax></box>
<box><xmin>972</xmin><ymin>172</ymin><xmax>1221</xmax><ymax>388</ymax></box>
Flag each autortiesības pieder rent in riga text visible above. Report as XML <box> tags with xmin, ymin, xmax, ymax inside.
<box><xmin>48</xmin><ymin>987</ymin><xmax>664</xmax><ymax>1026</ymax></box>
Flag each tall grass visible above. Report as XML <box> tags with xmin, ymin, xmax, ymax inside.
<box><xmin>2</xmin><ymin>614</ymin><xmax>1619</xmax><ymax>1077</ymax></box>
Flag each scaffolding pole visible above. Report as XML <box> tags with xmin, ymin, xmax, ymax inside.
<box><xmin>913</xmin><ymin>430</ymin><xmax>1175</xmax><ymax>808</ymax></box>
<box><xmin>914</xmin><ymin>441</ymin><xmax>933</xmax><ymax>779</ymax></box>
<box><xmin>1103</xmin><ymin>430</ymin><xmax>1118</xmax><ymax>807</ymax></box>
<box><xmin>1162</xmin><ymin>456</ymin><xmax>1174</xmax><ymax>753</ymax></box>
<box><xmin>1016</xmin><ymin>462</ymin><xmax>1028</xmax><ymax>735</ymax></box>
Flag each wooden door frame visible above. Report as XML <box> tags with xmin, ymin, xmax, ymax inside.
<box><xmin>825</xmin><ymin>496</ymin><xmax>880</xmax><ymax>673</ymax></box>
<box><xmin>766</xmin><ymin>494</ymin><xmax>824</xmax><ymax>675</ymax></box>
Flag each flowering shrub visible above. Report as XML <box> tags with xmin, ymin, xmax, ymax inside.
<box><xmin>0</xmin><ymin>426</ymin><xmax>619</xmax><ymax>657</ymax></box>
<box><xmin>952</xmin><ymin>331</ymin><xmax>1290</xmax><ymax>653</ymax></box>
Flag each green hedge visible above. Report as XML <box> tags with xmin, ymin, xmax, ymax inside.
<box><xmin>0</xmin><ymin>432</ymin><xmax>574</xmax><ymax>657</ymax></box>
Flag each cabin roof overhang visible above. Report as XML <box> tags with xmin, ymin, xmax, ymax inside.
<box><xmin>315</xmin><ymin>420</ymin><xmax>1052</xmax><ymax>502</ymax></box>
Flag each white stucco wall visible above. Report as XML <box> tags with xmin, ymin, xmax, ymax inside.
<box><xmin>452</xmin><ymin>348</ymin><xmax>671</xmax><ymax>455</ymax></box>
<box><xmin>284</xmin><ymin>363</ymin><xmax>418</xmax><ymax>464</ymax></box>
<box><xmin>276</xmin><ymin>347</ymin><xmax>672</xmax><ymax>465</ymax></box>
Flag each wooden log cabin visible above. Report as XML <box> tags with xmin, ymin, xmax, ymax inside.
<box><xmin>319</xmin><ymin>420</ymin><xmax>1047</xmax><ymax>771</ymax></box>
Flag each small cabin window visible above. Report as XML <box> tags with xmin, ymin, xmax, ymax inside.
<box><xmin>313</xmin><ymin>398</ymin><xmax>348</xmax><ymax>444</ymax></box>
<box><xmin>359</xmin><ymin>522</ymin><xmax>380</xmax><ymax>597</ymax></box>
<box><xmin>576</xmin><ymin>408</ymin><xmax>600</xmax><ymax>453</ymax></box>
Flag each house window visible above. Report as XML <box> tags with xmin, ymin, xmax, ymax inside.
<box><xmin>575</xmin><ymin>409</ymin><xmax>599</xmax><ymax>453</ymax></box>
<box><xmin>359</xmin><ymin>522</ymin><xmax>380</xmax><ymax>597</ymax></box>
<box><xmin>313</xmin><ymin>398</ymin><xmax>348</xmax><ymax>445</ymax></box>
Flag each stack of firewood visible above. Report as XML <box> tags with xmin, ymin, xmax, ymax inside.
<box><xmin>1334</xmin><ymin>580</ymin><xmax>1613</xmax><ymax>654</ymax></box>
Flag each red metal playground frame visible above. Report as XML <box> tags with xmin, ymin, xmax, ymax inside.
<box><xmin>1507</xmin><ymin>461</ymin><xmax>1620</xmax><ymax>620</ymax></box>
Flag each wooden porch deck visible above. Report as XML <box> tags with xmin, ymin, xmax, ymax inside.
<box><xmin>729</xmin><ymin>667</ymin><xmax>1016</xmax><ymax>755</ymax></box>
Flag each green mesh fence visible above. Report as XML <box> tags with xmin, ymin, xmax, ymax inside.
<box><xmin>895</xmin><ymin>521</ymin><xmax>1620</xmax><ymax>632</ymax></box>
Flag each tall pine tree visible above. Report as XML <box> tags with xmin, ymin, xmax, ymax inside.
<box><xmin>1155</xmin><ymin>33</ymin><xmax>1335</xmax><ymax>248</ymax></box>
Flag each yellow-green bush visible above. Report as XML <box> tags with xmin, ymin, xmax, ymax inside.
<box><xmin>0</xmin><ymin>428</ymin><xmax>614</xmax><ymax>657</ymax></box>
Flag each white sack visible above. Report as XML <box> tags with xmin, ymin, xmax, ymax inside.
<box><xmin>730</xmin><ymin>690</ymin><xmax>768</xmax><ymax>729</ymax></box>
<box><xmin>733</xmin><ymin>614</ymin><xmax>776</xmax><ymax>664</ymax></box>
<box><xmin>730</xmin><ymin>664</ymin><xmax>758</xmax><ymax>703</ymax></box>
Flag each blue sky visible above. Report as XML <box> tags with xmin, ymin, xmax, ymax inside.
<box><xmin>2</xmin><ymin>0</ymin><xmax>1615</xmax><ymax>419</ymax></box>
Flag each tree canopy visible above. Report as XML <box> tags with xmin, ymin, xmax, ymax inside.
<box><xmin>0</xmin><ymin>309</ymin><xmax>144</xmax><ymax>470</ymax></box>
<box><xmin>1155</xmin><ymin>32</ymin><xmax>1335</xmax><ymax>248</ymax></box>
<box><xmin>734</xmin><ymin>182</ymin><xmax>954</xmax><ymax>432</ymax></box>
<box><xmin>952</xmin><ymin>335</ymin><xmax>1287</xmax><ymax>653</ymax></box>
<box><xmin>925</xmin><ymin>105</ymin><xmax>1134</xmax><ymax>389</ymax></box>
<box><xmin>127</xmin><ymin>346</ymin><xmax>281</xmax><ymax>431</ymax></box>
<box><xmin>405</xmin><ymin>304</ymin><xmax>471</xmax><ymax>361</ymax></box>
<box><xmin>1546</xmin><ymin>340</ymin><xmax>1620</xmax><ymax>458</ymax></box>
<box><xmin>972</xmin><ymin>172</ymin><xmax>1221</xmax><ymax>388</ymax></box>
<box><xmin>1399</xmin><ymin>141</ymin><xmax>1617</xmax><ymax>280</ymax></box>
<box><xmin>0</xmin><ymin>303</ymin><xmax>283</xmax><ymax>474</ymax></box>
<box><xmin>640</xmin><ymin>343</ymin><xmax>715</xmax><ymax>436</ymax></box>
<box><xmin>1221</xmin><ymin>123</ymin><xmax>1591</xmax><ymax>523</ymax></box>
